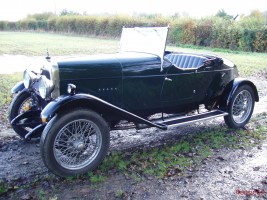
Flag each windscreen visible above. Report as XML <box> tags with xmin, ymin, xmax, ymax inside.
<box><xmin>120</xmin><ymin>27</ymin><xmax>169</xmax><ymax>64</ymax></box>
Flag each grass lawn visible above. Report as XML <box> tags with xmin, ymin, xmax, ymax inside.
<box><xmin>1</xmin><ymin>31</ymin><xmax>267</xmax><ymax>76</ymax></box>
<box><xmin>0</xmin><ymin>31</ymin><xmax>119</xmax><ymax>56</ymax></box>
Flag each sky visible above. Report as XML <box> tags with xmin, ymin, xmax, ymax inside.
<box><xmin>0</xmin><ymin>0</ymin><xmax>267</xmax><ymax>21</ymax></box>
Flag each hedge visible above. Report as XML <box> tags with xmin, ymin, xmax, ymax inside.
<box><xmin>0</xmin><ymin>15</ymin><xmax>266</xmax><ymax>52</ymax></box>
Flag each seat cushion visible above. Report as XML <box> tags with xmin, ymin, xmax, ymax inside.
<box><xmin>165</xmin><ymin>53</ymin><xmax>207</xmax><ymax>69</ymax></box>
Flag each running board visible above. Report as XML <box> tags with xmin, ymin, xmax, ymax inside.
<box><xmin>119</xmin><ymin>110</ymin><xmax>228</xmax><ymax>130</ymax></box>
<box><xmin>156</xmin><ymin>110</ymin><xmax>228</xmax><ymax>127</ymax></box>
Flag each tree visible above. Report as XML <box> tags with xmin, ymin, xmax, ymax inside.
<box><xmin>26</xmin><ymin>12</ymin><xmax>55</xmax><ymax>20</ymax></box>
<box><xmin>249</xmin><ymin>9</ymin><xmax>264</xmax><ymax>18</ymax></box>
<box><xmin>215</xmin><ymin>9</ymin><xmax>233</xmax><ymax>20</ymax></box>
<box><xmin>60</xmin><ymin>9</ymin><xmax>80</xmax><ymax>16</ymax></box>
<box><xmin>238</xmin><ymin>10</ymin><xmax>265</xmax><ymax>29</ymax></box>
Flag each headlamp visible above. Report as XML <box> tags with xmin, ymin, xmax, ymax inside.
<box><xmin>39</xmin><ymin>75</ymin><xmax>54</xmax><ymax>99</ymax></box>
<box><xmin>23</xmin><ymin>69</ymin><xmax>37</xmax><ymax>89</ymax></box>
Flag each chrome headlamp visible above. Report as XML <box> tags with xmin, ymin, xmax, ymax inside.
<box><xmin>23</xmin><ymin>69</ymin><xmax>37</xmax><ymax>89</ymax></box>
<box><xmin>39</xmin><ymin>75</ymin><xmax>54</xmax><ymax>99</ymax></box>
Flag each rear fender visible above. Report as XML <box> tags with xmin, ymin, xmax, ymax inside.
<box><xmin>221</xmin><ymin>78</ymin><xmax>259</xmax><ymax>109</ymax></box>
<box><xmin>41</xmin><ymin>94</ymin><xmax>167</xmax><ymax>130</ymax></box>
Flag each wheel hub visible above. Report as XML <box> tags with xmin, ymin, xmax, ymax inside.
<box><xmin>68</xmin><ymin>136</ymin><xmax>86</xmax><ymax>151</ymax></box>
<box><xmin>74</xmin><ymin>142</ymin><xmax>86</xmax><ymax>150</ymax></box>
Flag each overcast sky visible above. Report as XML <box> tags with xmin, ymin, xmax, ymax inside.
<box><xmin>1</xmin><ymin>0</ymin><xmax>267</xmax><ymax>21</ymax></box>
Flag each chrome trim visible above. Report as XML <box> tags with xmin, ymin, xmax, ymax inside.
<box><xmin>155</xmin><ymin>110</ymin><xmax>228</xmax><ymax>127</ymax></box>
<box><xmin>168</xmin><ymin>113</ymin><xmax>228</xmax><ymax>127</ymax></box>
<box><xmin>51</xmin><ymin>62</ymin><xmax>60</xmax><ymax>99</ymax></box>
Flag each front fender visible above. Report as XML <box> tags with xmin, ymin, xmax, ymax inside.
<box><xmin>225</xmin><ymin>78</ymin><xmax>259</xmax><ymax>107</ymax></box>
<box><xmin>11</xmin><ymin>81</ymin><xmax>25</xmax><ymax>94</ymax></box>
<box><xmin>11</xmin><ymin>80</ymin><xmax>39</xmax><ymax>94</ymax></box>
<box><xmin>41</xmin><ymin>94</ymin><xmax>167</xmax><ymax>130</ymax></box>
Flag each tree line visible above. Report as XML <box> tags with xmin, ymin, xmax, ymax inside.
<box><xmin>0</xmin><ymin>10</ymin><xmax>266</xmax><ymax>52</ymax></box>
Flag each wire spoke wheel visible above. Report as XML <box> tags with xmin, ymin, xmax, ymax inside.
<box><xmin>41</xmin><ymin>108</ymin><xmax>110</xmax><ymax>177</ymax></box>
<box><xmin>18</xmin><ymin>96</ymin><xmax>33</xmax><ymax>114</ymax></box>
<box><xmin>232</xmin><ymin>90</ymin><xmax>253</xmax><ymax>124</ymax></box>
<box><xmin>9</xmin><ymin>90</ymin><xmax>38</xmax><ymax>137</ymax></box>
<box><xmin>54</xmin><ymin>119</ymin><xmax>102</xmax><ymax>170</ymax></box>
<box><xmin>18</xmin><ymin>96</ymin><xmax>35</xmax><ymax>131</ymax></box>
<box><xmin>224</xmin><ymin>85</ymin><xmax>255</xmax><ymax>129</ymax></box>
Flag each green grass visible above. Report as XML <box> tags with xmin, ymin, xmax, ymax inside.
<box><xmin>0</xmin><ymin>31</ymin><xmax>119</xmax><ymax>56</ymax></box>
<box><xmin>0</xmin><ymin>31</ymin><xmax>266</xmax><ymax>77</ymax></box>
<box><xmin>0</xmin><ymin>183</ymin><xmax>8</xmax><ymax>195</ymax></box>
<box><xmin>115</xmin><ymin>189</ymin><xmax>125</xmax><ymax>198</ymax></box>
<box><xmin>0</xmin><ymin>73</ymin><xmax>22</xmax><ymax>130</ymax></box>
<box><xmin>0</xmin><ymin>73</ymin><xmax>22</xmax><ymax>106</ymax></box>
<box><xmin>87</xmin><ymin>172</ymin><xmax>107</xmax><ymax>184</ymax></box>
<box><xmin>38</xmin><ymin>189</ymin><xmax>46</xmax><ymax>200</ymax></box>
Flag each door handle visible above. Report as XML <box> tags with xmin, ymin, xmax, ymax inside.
<box><xmin>205</xmin><ymin>66</ymin><xmax>213</xmax><ymax>70</ymax></box>
<box><xmin>165</xmin><ymin>77</ymin><xmax>172</xmax><ymax>82</ymax></box>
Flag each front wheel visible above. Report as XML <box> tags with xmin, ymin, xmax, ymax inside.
<box><xmin>224</xmin><ymin>85</ymin><xmax>255</xmax><ymax>128</ymax></box>
<box><xmin>9</xmin><ymin>90</ymin><xmax>36</xmax><ymax>138</ymax></box>
<box><xmin>40</xmin><ymin>108</ymin><xmax>110</xmax><ymax>177</ymax></box>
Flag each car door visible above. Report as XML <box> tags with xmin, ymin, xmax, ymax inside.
<box><xmin>160</xmin><ymin>64</ymin><xmax>212</xmax><ymax>108</ymax></box>
<box><xmin>121</xmin><ymin>55</ymin><xmax>166</xmax><ymax>114</ymax></box>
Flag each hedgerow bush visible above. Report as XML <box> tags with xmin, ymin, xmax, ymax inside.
<box><xmin>210</xmin><ymin>19</ymin><xmax>243</xmax><ymax>50</ymax></box>
<box><xmin>74</xmin><ymin>16</ymin><xmax>97</xmax><ymax>35</ymax></box>
<box><xmin>195</xmin><ymin>17</ymin><xmax>214</xmax><ymax>46</ymax></box>
<box><xmin>254</xmin><ymin>28</ymin><xmax>267</xmax><ymax>52</ymax></box>
<box><xmin>47</xmin><ymin>17</ymin><xmax>57</xmax><ymax>31</ymax></box>
<box><xmin>0</xmin><ymin>21</ymin><xmax>7</xmax><ymax>30</ymax></box>
<box><xmin>240</xmin><ymin>28</ymin><xmax>267</xmax><ymax>52</ymax></box>
<box><xmin>0</xmin><ymin>13</ymin><xmax>266</xmax><ymax>52</ymax></box>
<box><xmin>169</xmin><ymin>18</ymin><xmax>197</xmax><ymax>45</ymax></box>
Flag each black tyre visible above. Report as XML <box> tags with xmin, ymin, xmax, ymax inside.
<box><xmin>40</xmin><ymin>108</ymin><xmax>110</xmax><ymax>177</ymax></box>
<box><xmin>224</xmin><ymin>85</ymin><xmax>255</xmax><ymax>128</ymax></box>
<box><xmin>8</xmin><ymin>90</ymin><xmax>34</xmax><ymax>138</ymax></box>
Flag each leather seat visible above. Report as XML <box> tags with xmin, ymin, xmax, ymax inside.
<box><xmin>165</xmin><ymin>53</ymin><xmax>207</xmax><ymax>69</ymax></box>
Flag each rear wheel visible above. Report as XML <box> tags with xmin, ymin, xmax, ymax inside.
<box><xmin>40</xmin><ymin>108</ymin><xmax>110</xmax><ymax>177</ymax></box>
<box><xmin>224</xmin><ymin>85</ymin><xmax>255</xmax><ymax>128</ymax></box>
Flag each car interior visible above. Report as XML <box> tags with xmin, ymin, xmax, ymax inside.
<box><xmin>164</xmin><ymin>53</ymin><xmax>208</xmax><ymax>69</ymax></box>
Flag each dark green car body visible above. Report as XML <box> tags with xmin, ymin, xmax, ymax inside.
<box><xmin>52</xmin><ymin>51</ymin><xmax>241</xmax><ymax>117</ymax></box>
<box><xmin>9</xmin><ymin>27</ymin><xmax>259</xmax><ymax>177</ymax></box>
<box><xmin>10</xmin><ymin>26</ymin><xmax>259</xmax><ymax>135</ymax></box>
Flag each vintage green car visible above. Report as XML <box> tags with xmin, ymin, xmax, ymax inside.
<box><xmin>9</xmin><ymin>27</ymin><xmax>259</xmax><ymax>177</ymax></box>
